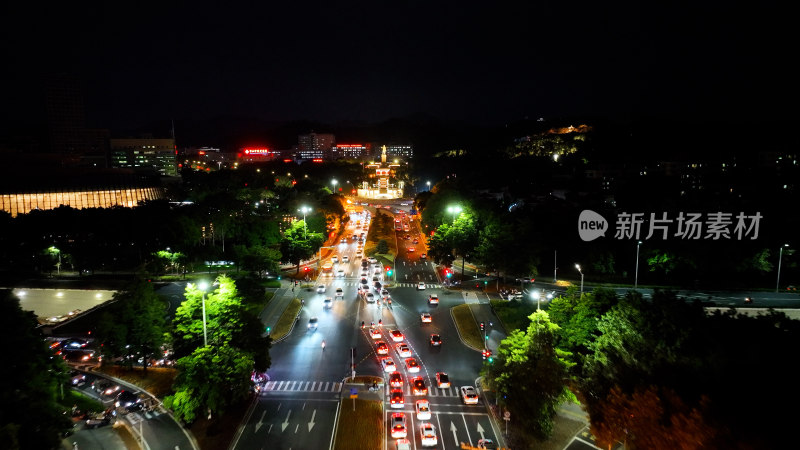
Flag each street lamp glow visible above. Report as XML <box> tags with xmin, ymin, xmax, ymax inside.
<box><xmin>777</xmin><ymin>243</ymin><xmax>790</xmax><ymax>292</ymax></box>
<box><xmin>298</xmin><ymin>206</ymin><xmax>312</xmax><ymax>239</ymax></box>
<box><xmin>447</xmin><ymin>206</ymin><xmax>462</xmax><ymax>223</ymax></box>
<box><xmin>332</xmin><ymin>179</ymin><xmax>338</xmax><ymax>191</ymax></box>
<box><xmin>575</xmin><ymin>264</ymin><xmax>584</xmax><ymax>296</ymax></box>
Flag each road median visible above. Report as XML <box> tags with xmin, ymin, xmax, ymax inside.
<box><xmin>451</xmin><ymin>304</ymin><xmax>484</xmax><ymax>350</ymax></box>
<box><xmin>270</xmin><ymin>298</ymin><xmax>303</xmax><ymax>342</ymax></box>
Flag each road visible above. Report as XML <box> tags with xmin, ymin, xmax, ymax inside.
<box><xmin>233</xmin><ymin>204</ymin><xmax>506</xmax><ymax>449</ymax></box>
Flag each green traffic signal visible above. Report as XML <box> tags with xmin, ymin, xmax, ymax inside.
<box><xmin>488</xmin><ymin>357</ymin><xmax>493</xmax><ymax>363</ymax></box>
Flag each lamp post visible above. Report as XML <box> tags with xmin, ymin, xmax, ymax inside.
<box><xmin>298</xmin><ymin>206</ymin><xmax>311</xmax><ymax>239</ymax></box>
<box><xmin>634</xmin><ymin>240</ymin><xmax>642</xmax><ymax>290</ymax></box>
<box><xmin>332</xmin><ymin>179</ymin><xmax>338</xmax><ymax>193</ymax></box>
<box><xmin>198</xmin><ymin>282</ymin><xmax>209</xmax><ymax>347</ymax></box>
<box><xmin>777</xmin><ymin>244</ymin><xmax>789</xmax><ymax>293</ymax></box>
<box><xmin>447</xmin><ymin>205</ymin><xmax>462</xmax><ymax>223</ymax></box>
<box><xmin>532</xmin><ymin>289</ymin><xmax>542</xmax><ymax>310</ymax></box>
<box><xmin>426</xmin><ymin>181</ymin><xmax>431</xmax><ymax>191</ymax></box>
<box><xmin>49</xmin><ymin>246</ymin><xmax>62</xmax><ymax>275</ymax></box>
<box><xmin>575</xmin><ymin>264</ymin><xmax>584</xmax><ymax>297</ymax></box>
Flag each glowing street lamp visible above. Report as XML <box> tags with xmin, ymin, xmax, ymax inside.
<box><xmin>575</xmin><ymin>264</ymin><xmax>584</xmax><ymax>296</ymax></box>
<box><xmin>332</xmin><ymin>179</ymin><xmax>338</xmax><ymax>192</ymax></box>
<box><xmin>447</xmin><ymin>206</ymin><xmax>462</xmax><ymax>223</ymax></box>
<box><xmin>634</xmin><ymin>240</ymin><xmax>642</xmax><ymax>290</ymax></box>
<box><xmin>48</xmin><ymin>246</ymin><xmax>62</xmax><ymax>275</ymax></box>
<box><xmin>298</xmin><ymin>206</ymin><xmax>312</xmax><ymax>238</ymax></box>
<box><xmin>426</xmin><ymin>181</ymin><xmax>431</xmax><ymax>191</ymax></box>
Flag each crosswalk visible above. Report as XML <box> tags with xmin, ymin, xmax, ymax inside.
<box><xmin>262</xmin><ymin>380</ymin><xmax>342</xmax><ymax>393</ymax></box>
<box><xmin>397</xmin><ymin>385</ymin><xmax>462</xmax><ymax>398</ymax></box>
<box><xmin>334</xmin><ymin>282</ymin><xmax>442</xmax><ymax>289</ymax></box>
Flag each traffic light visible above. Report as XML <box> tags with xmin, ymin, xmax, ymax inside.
<box><xmin>482</xmin><ymin>349</ymin><xmax>489</xmax><ymax>359</ymax></box>
<box><xmin>277</xmin><ymin>275</ymin><xmax>282</xmax><ymax>280</ymax></box>
<box><xmin>386</xmin><ymin>266</ymin><xmax>393</xmax><ymax>276</ymax></box>
<box><xmin>480</xmin><ymin>321</ymin><xmax>485</xmax><ymax>331</ymax></box>
<box><xmin>487</xmin><ymin>356</ymin><xmax>494</xmax><ymax>363</ymax></box>
<box><xmin>266</xmin><ymin>326</ymin><xmax>271</xmax><ymax>334</ymax></box>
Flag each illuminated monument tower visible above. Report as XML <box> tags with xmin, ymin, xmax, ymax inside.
<box><xmin>358</xmin><ymin>145</ymin><xmax>404</xmax><ymax>199</ymax></box>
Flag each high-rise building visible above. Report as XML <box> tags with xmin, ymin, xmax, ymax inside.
<box><xmin>298</xmin><ymin>132</ymin><xmax>335</xmax><ymax>159</ymax></box>
<box><xmin>383</xmin><ymin>144</ymin><xmax>413</xmax><ymax>159</ymax></box>
<box><xmin>110</xmin><ymin>138</ymin><xmax>177</xmax><ymax>176</ymax></box>
<box><xmin>334</xmin><ymin>144</ymin><xmax>368</xmax><ymax>159</ymax></box>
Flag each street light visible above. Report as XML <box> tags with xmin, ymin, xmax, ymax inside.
<box><xmin>49</xmin><ymin>246</ymin><xmax>62</xmax><ymax>275</ymax></box>
<box><xmin>332</xmin><ymin>179</ymin><xmax>338</xmax><ymax>192</ymax></box>
<box><xmin>531</xmin><ymin>289</ymin><xmax>542</xmax><ymax>310</ymax></box>
<box><xmin>198</xmin><ymin>282</ymin><xmax>209</xmax><ymax>347</ymax></box>
<box><xmin>447</xmin><ymin>205</ymin><xmax>462</xmax><ymax>223</ymax></box>
<box><xmin>426</xmin><ymin>181</ymin><xmax>431</xmax><ymax>191</ymax></box>
<box><xmin>634</xmin><ymin>240</ymin><xmax>642</xmax><ymax>290</ymax></box>
<box><xmin>298</xmin><ymin>206</ymin><xmax>312</xmax><ymax>239</ymax></box>
<box><xmin>575</xmin><ymin>264</ymin><xmax>584</xmax><ymax>297</ymax></box>
<box><xmin>777</xmin><ymin>243</ymin><xmax>790</xmax><ymax>293</ymax></box>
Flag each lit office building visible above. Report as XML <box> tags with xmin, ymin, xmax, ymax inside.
<box><xmin>110</xmin><ymin>138</ymin><xmax>177</xmax><ymax>176</ymax></box>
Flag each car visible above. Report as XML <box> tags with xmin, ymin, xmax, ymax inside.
<box><xmin>374</xmin><ymin>268</ymin><xmax>382</xmax><ymax>276</ymax></box>
<box><xmin>374</xmin><ymin>282</ymin><xmax>382</xmax><ymax>292</ymax></box>
<box><xmin>115</xmin><ymin>390</ymin><xmax>143</xmax><ymax>411</ymax></box>
<box><xmin>428</xmin><ymin>295</ymin><xmax>439</xmax><ymax>305</ymax></box>
<box><xmin>420</xmin><ymin>253</ymin><xmax>427</xmax><ymax>260</ymax></box>
<box><xmin>323</xmin><ymin>297</ymin><xmax>333</xmax><ymax>308</ymax></box>
<box><xmin>413</xmin><ymin>239</ymin><xmax>418</xmax><ymax>244</ymax></box>
<box><xmin>395</xmin><ymin>438</ymin><xmax>411</xmax><ymax>450</ymax></box>
<box><xmin>477</xmin><ymin>438</ymin><xmax>499</xmax><ymax>449</ymax></box>
<box><xmin>407</xmin><ymin>247</ymin><xmax>415</xmax><ymax>252</ymax></box>
<box><xmin>411</xmin><ymin>376</ymin><xmax>428</xmax><ymax>395</ymax></box>
<box><xmin>436</xmin><ymin>372</ymin><xmax>450</xmax><ymax>388</ymax></box>
<box><xmin>390</xmin><ymin>330</ymin><xmax>404</xmax><ymax>342</ymax></box>
<box><xmin>356</xmin><ymin>251</ymin><xmax>363</xmax><ymax>258</ymax></box>
<box><xmin>92</xmin><ymin>379</ymin><xmax>121</xmax><ymax>397</ymax></box>
<box><xmin>395</xmin><ymin>343</ymin><xmax>412</xmax><ymax>358</ymax></box>
<box><xmin>415</xmin><ymin>399</ymin><xmax>432</xmax><ymax>420</ymax></box>
<box><xmin>332</xmin><ymin>256</ymin><xmax>339</xmax><ymax>263</ymax></box>
<box><xmin>421</xmin><ymin>312</ymin><xmax>432</xmax><ymax>323</ymax></box>
<box><xmin>381</xmin><ymin>357</ymin><xmax>397</xmax><ymax>373</ymax></box>
<box><xmin>381</xmin><ymin>288</ymin><xmax>390</xmax><ymax>297</ymax></box>
<box><xmin>360</xmin><ymin>277</ymin><xmax>368</xmax><ymax>285</ymax></box>
<box><xmin>366</xmin><ymin>292</ymin><xmax>375</xmax><ymax>302</ymax></box>
<box><xmin>85</xmin><ymin>409</ymin><xmax>115</xmax><ymax>429</ymax></box>
<box><xmin>370</xmin><ymin>327</ymin><xmax>382</xmax><ymax>339</ymax></box>
<box><xmin>390</xmin><ymin>389</ymin><xmax>404</xmax><ymax>408</ymax></box>
<box><xmin>390</xmin><ymin>412</ymin><xmax>407</xmax><ymax>438</ymax></box>
<box><xmin>460</xmin><ymin>386</ymin><xmax>479</xmax><ymax>404</ymax></box>
<box><xmin>307</xmin><ymin>317</ymin><xmax>319</xmax><ymax>330</ymax></box>
<box><xmin>372</xmin><ymin>276</ymin><xmax>379</xmax><ymax>283</ymax></box>
<box><xmin>389</xmin><ymin>371</ymin><xmax>403</xmax><ymax>387</ymax></box>
<box><xmin>369</xmin><ymin>257</ymin><xmax>378</xmax><ymax>264</ymax></box>
<box><xmin>342</xmin><ymin>255</ymin><xmax>350</xmax><ymax>263</ymax></box>
<box><xmin>61</xmin><ymin>338</ymin><xmax>89</xmax><ymax>349</ymax></box>
<box><xmin>403</xmin><ymin>235</ymin><xmax>410</xmax><ymax>240</ymax></box>
<box><xmin>316</xmin><ymin>285</ymin><xmax>325</xmax><ymax>293</ymax></box>
<box><xmin>335</xmin><ymin>287</ymin><xmax>344</xmax><ymax>298</ymax></box>
<box><xmin>420</xmin><ymin>422</ymin><xmax>437</xmax><ymax>447</ymax></box>
<box><xmin>417</xmin><ymin>282</ymin><xmax>426</xmax><ymax>290</ymax></box>
<box><xmin>376</xmin><ymin>341</ymin><xmax>389</xmax><ymax>355</ymax></box>
<box><xmin>62</xmin><ymin>349</ymin><xmax>95</xmax><ymax>363</ymax></box>
<box><xmin>361</xmin><ymin>270</ymin><xmax>369</xmax><ymax>277</ymax></box>
<box><xmin>430</xmin><ymin>334</ymin><xmax>442</xmax><ymax>346</ymax></box>
<box><xmin>69</xmin><ymin>370</ymin><xmax>86</xmax><ymax>386</ymax></box>
<box><xmin>405</xmin><ymin>358</ymin><xmax>420</xmax><ymax>373</ymax></box>
<box><xmin>337</xmin><ymin>269</ymin><xmax>345</xmax><ymax>277</ymax></box>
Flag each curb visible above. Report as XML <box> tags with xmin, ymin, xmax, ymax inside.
<box><xmin>475</xmin><ymin>375</ymin><xmax>509</xmax><ymax>449</ymax></box>
<box><xmin>86</xmin><ymin>369</ymin><xmax>200</xmax><ymax>450</ymax></box>
<box><xmin>449</xmin><ymin>305</ymin><xmax>484</xmax><ymax>352</ymax></box>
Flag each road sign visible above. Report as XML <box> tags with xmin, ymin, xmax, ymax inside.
<box><xmin>349</xmin><ymin>387</ymin><xmax>358</xmax><ymax>399</ymax></box>
<box><xmin>504</xmin><ymin>411</ymin><xmax>511</xmax><ymax>419</ymax></box>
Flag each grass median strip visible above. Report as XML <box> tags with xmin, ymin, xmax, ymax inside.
<box><xmin>334</xmin><ymin>398</ymin><xmax>383</xmax><ymax>450</ymax></box>
<box><xmin>452</xmin><ymin>304</ymin><xmax>484</xmax><ymax>349</ymax></box>
<box><xmin>270</xmin><ymin>298</ymin><xmax>302</xmax><ymax>341</ymax></box>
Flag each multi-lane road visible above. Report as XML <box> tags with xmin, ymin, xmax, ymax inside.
<box><xmin>232</xmin><ymin>204</ymin><xmax>506</xmax><ymax>450</ymax></box>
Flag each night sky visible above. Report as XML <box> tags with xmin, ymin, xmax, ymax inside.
<box><xmin>1</xmin><ymin>1</ymin><xmax>797</xmax><ymax>132</ymax></box>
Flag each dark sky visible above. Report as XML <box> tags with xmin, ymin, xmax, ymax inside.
<box><xmin>1</xmin><ymin>1</ymin><xmax>797</xmax><ymax>131</ymax></box>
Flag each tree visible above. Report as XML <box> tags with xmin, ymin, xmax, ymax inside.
<box><xmin>426</xmin><ymin>224</ymin><xmax>455</xmax><ymax>266</ymax></box>
<box><xmin>376</xmin><ymin>239</ymin><xmax>389</xmax><ymax>254</ymax></box>
<box><xmin>238</xmin><ymin>245</ymin><xmax>281</xmax><ymax>277</ymax></box>
<box><xmin>482</xmin><ymin>310</ymin><xmax>575</xmax><ymax>440</ymax></box>
<box><xmin>95</xmin><ymin>279</ymin><xmax>167</xmax><ymax>373</ymax></box>
<box><xmin>0</xmin><ymin>291</ymin><xmax>72</xmax><ymax>448</ymax></box>
<box><xmin>280</xmin><ymin>220</ymin><xmax>324</xmax><ymax>273</ymax></box>
<box><xmin>164</xmin><ymin>345</ymin><xmax>254</xmax><ymax>423</ymax></box>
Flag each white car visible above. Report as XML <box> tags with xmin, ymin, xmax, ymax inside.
<box><xmin>395</xmin><ymin>343</ymin><xmax>412</xmax><ymax>358</ymax></box>
<box><xmin>335</xmin><ymin>288</ymin><xmax>344</xmax><ymax>298</ymax></box>
<box><xmin>369</xmin><ymin>257</ymin><xmax>378</xmax><ymax>264</ymax></box>
<box><xmin>420</xmin><ymin>423</ymin><xmax>437</xmax><ymax>447</ymax></box>
<box><xmin>428</xmin><ymin>295</ymin><xmax>439</xmax><ymax>305</ymax></box>
<box><xmin>337</xmin><ymin>269</ymin><xmax>345</xmax><ymax>277</ymax></box>
<box><xmin>316</xmin><ymin>285</ymin><xmax>325</xmax><ymax>293</ymax></box>
<box><xmin>332</xmin><ymin>256</ymin><xmax>339</xmax><ymax>263</ymax></box>
<box><xmin>381</xmin><ymin>357</ymin><xmax>397</xmax><ymax>373</ymax></box>
<box><xmin>460</xmin><ymin>386</ymin><xmax>479</xmax><ymax>404</ymax></box>
<box><xmin>415</xmin><ymin>399</ymin><xmax>431</xmax><ymax>420</ymax></box>
<box><xmin>417</xmin><ymin>282</ymin><xmax>426</xmax><ymax>290</ymax></box>
<box><xmin>342</xmin><ymin>255</ymin><xmax>350</xmax><ymax>263</ymax></box>
<box><xmin>366</xmin><ymin>292</ymin><xmax>375</xmax><ymax>303</ymax></box>
<box><xmin>323</xmin><ymin>297</ymin><xmax>332</xmax><ymax>308</ymax></box>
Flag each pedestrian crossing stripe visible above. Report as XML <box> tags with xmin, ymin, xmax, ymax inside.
<box><xmin>263</xmin><ymin>381</ymin><xmax>342</xmax><ymax>392</ymax></box>
<box><xmin>397</xmin><ymin>386</ymin><xmax>460</xmax><ymax>397</ymax></box>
